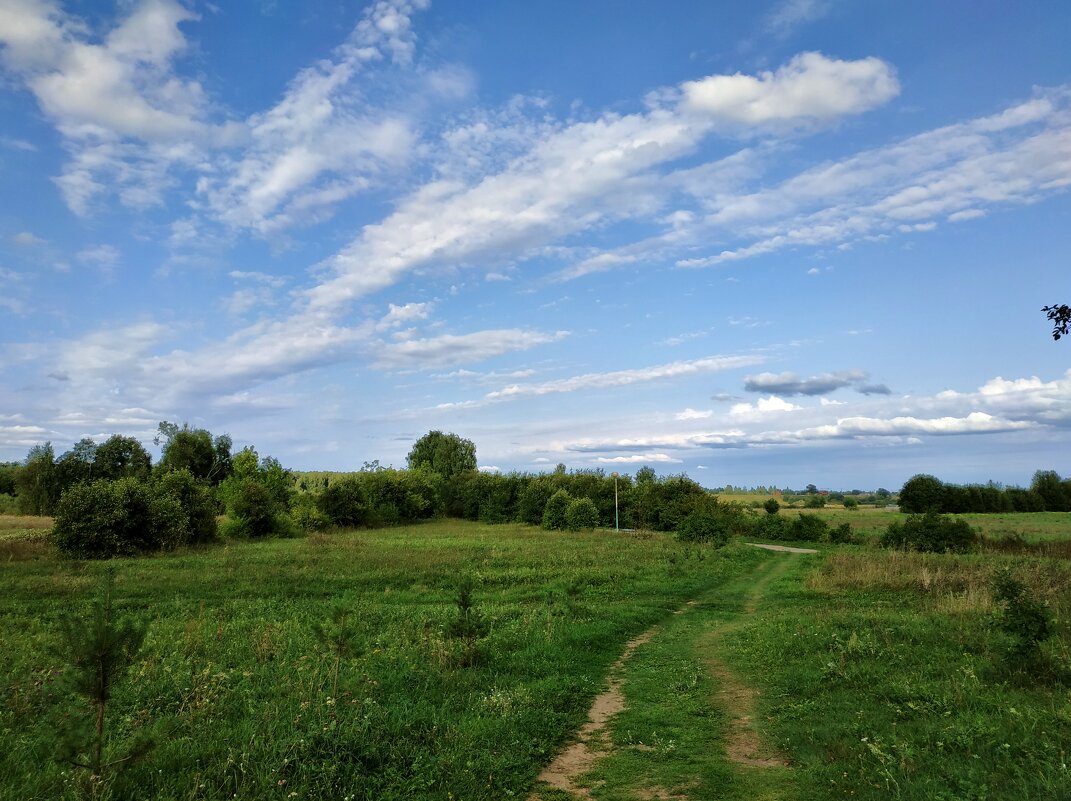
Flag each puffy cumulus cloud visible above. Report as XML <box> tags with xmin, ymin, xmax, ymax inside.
<box><xmin>377</xmin><ymin>301</ymin><xmax>433</xmax><ymax>330</ymax></box>
<box><xmin>730</xmin><ymin>395</ymin><xmax>802</xmax><ymax>419</ymax></box>
<box><xmin>371</xmin><ymin>328</ymin><xmax>567</xmax><ymax>370</ymax></box>
<box><xmin>681</xmin><ymin>52</ymin><xmax>898</xmax><ymax>128</ymax></box>
<box><xmin>0</xmin><ymin>0</ymin><xmax>243</xmax><ymax>214</ymax></box>
<box><xmin>744</xmin><ymin>369</ymin><xmax>867</xmax><ymax>396</ymax></box>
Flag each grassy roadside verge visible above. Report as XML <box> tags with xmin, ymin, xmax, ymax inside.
<box><xmin>0</xmin><ymin>520</ymin><xmax>763</xmax><ymax>800</ymax></box>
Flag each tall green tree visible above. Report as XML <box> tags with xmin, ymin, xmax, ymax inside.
<box><xmin>93</xmin><ymin>435</ymin><xmax>152</xmax><ymax>481</ymax></box>
<box><xmin>899</xmin><ymin>474</ymin><xmax>946</xmax><ymax>513</ymax></box>
<box><xmin>155</xmin><ymin>422</ymin><xmax>232</xmax><ymax>484</ymax></box>
<box><xmin>16</xmin><ymin>442</ymin><xmax>59</xmax><ymax>515</ymax></box>
<box><xmin>406</xmin><ymin>431</ymin><xmax>477</xmax><ymax>479</ymax></box>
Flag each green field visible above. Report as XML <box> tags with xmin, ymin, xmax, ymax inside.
<box><xmin>2</xmin><ymin>514</ymin><xmax>1069</xmax><ymax>800</ymax></box>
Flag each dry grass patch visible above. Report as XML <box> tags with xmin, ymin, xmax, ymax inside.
<box><xmin>809</xmin><ymin>550</ymin><xmax>1071</xmax><ymax>618</ymax></box>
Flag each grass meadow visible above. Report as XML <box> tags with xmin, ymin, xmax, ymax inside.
<box><xmin>2</xmin><ymin>511</ymin><xmax>1069</xmax><ymax>800</ymax></box>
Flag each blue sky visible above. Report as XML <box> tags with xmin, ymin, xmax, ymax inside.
<box><xmin>1</xmin><ymin>0</ymin><xmax>1069</xmax><ymax>489</ymax></box>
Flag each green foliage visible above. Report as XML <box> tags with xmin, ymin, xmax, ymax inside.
<box><xmin>541</xmin><ymin>488</ymin><xmax>572</xmax><ymax>530</ymax></box>
<box><xmin>843</xmin><ymin>497</ymin><xmax>859</xmax><ymax>510</ymax></box>
<box><xmin>53</xmin><ymin>478</ymin><xmax>187</xmax><ymax>559</ymax></box>
<box><xmin>312</xmin><ymin>606</ymin><xmax>362</xmax><ymax>699</ymax></box>
<box><xmin>228</xmin><ymin>479</ymin><xmax>280</xmax><ymax>538</ymax></box>
<box><xmin>763</xmin><ymin>497</ymin><xmax>780</xmax><ymax>515</ymax></box>
<box><xmin>899</xmin><ymin>474</ymin><xmax>947</xmax><ymax>513</ymax></box>
<box><xmin>517</xmin><ymin>476</ymin><xmax>556</xmax><ymax>525</ymax></box>
<box><xmin>156</xmin><ymin>422</ymin><xmax>232</xmax><ymax>484</ymax></box>
<box><xmin>446</xmin><ymin>576</ymin><xmax>490</xmax><ymax>667</ymax></box>
<box><xmin>316</xmin><ymin>478</ymin><xmax>369</xmax><ymax>527</ymax></box>
<box><xmin>823</xmin><ymin>522</ymin><xmax>859</xmax><ymax>544</ymax></box>
<box><xmin>16</xmin><ymin>442</ymin><xmax>59</xmax><ymax>515</ymax></box>
<box><xmin>155</xmin><ymin>469</ymin><xmax>218</xmax><ymax>544</ymax></box>
<box><xmin>290</xmin><ymin>492</ymin><xmax>332</xmax><ymax>532</ymax></box>
<box><xmin>880</xmin><ymin>511</ymin><xmax>978</xmax><ymax>553</ymax></box>
<box><xmin>92</xmin><ymin>435</ymin><xmax>152</xmax><ymax>481</ymax></box>
<box><xmin>992</xmin><ymin>568</ymin><xmax>1059</xmax><ymax>679</ymax></box>
<box><xmin>50</xmin><ymin>569</ymin><xmax>149</xmax><ymax>793</ymax></box>
<box><xmin>786</xmin><ymin>512</ymin><xmax>830</xmax><ymax>542</ymax></box>
<box><xmin>754</xmin><ymin>511</ymin><xmax>786</xmax><ymax>540</ymax></box>
<box><xmin>406</xmin><ymin>430</ymin><xmax>477</xmax><ymax>479</ymax></box>
<box><xmin>1030</xmin><ymin>469</ymin><xmax>1071</xmax><ymax>512</ymax></box>
<box><xmin>804</xmin><ymin>494</ymin><xmax>827</xmax><ymax>508</ymax></box>
<box><xmin>564</xmin><ymin>497</ymin><xmax>600</xmax><ymax>531</ymax></box>
<box><xmin>675</xmin><ymin>510</ymin><xmax>730</xmax><ymax>547</ymax></box>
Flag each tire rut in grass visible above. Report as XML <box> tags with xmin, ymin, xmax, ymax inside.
<box><xmin>704</xmin><ymin>556</ymin><xmax>793</xmax><ymax>770</ymax></box>
<box><xmin>528</xmin><ymin>605</ymin><xmax>696</xmax><ymax>799</ymax></box>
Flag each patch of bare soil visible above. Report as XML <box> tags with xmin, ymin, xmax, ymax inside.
<box><xmin>528</xmin><ymin>623</ymin><xmax>662</xmax><ymax>799</ymax></box>
<box><xmin>746</xmin><ymin>543</ymin><xmax>818</xmax><ymax>554</ymax></box>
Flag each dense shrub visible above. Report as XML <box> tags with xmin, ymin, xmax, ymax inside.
<box><xmin>542</xmin><ymin>489</ymin><xmax>572</xmax><ymax>530</ymax></box>
<box><xmin>517</xmin><ymin>477</ymin><xmax>556</xmax><ymax>525</ymax></box>
<box><xmin>290</xmin><ymin>492</ymin><xmax>332</xmax><ymax>532</ymax></box>
<box><xmin>53</xmin><ymin>478</ymin><xmax>187</xmax><ymax>558</ymax></box>
<box><xmin>823</xmin><ymin>522</ymin><xmax>859</xmax><ymax>544</ymax></box>
<box><xmin>880</xmin><ymin>512</ymin><xmax>977</xmax><ymax>553</ymax></box>
<box><xmin>676</xmin><ymin>510</ymin><xmax>731</xmax><ymax>547</ymax></box>
<box><xmin>229</xmin><ymin>479</ymin><xmax>281</xmax><ymax>538</ymax></box>
<box><xmin>317</xmin><ymin>478</ymin><xmax>369</xmax><ymax>527</ymax></box>
<box><xmin>763</xmin><ymin>498</ymin><xmax>780</xmax><ymax>515</ymax></box>
<box><xmin>564</xmin><ymin>497</ymin><xmax>600</xmax><ymax>530</ymax></box>
<box><xmin>754</xmin><ymin>512</ymin><xmax>786</xmax><ymax>541</ymax></box>
<box><xmin>786</xmin><ymin>513</ymin><xmax>830</xmax><ymax>542</ymax></box>
<box><xmin>156</xmin><ymin>469</ymin><xmax>218</xmax><ymax>543</ymax></box>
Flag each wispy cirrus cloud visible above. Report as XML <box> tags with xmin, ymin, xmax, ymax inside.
<box><xmin>371</xmin><ymin>328</ymin><xmax>568</xmax><ymax>370</ymax></box>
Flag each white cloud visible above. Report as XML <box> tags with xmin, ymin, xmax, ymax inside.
<box><xmin>681</xmin><ymin>52</ymin><xmax>898</xmax><ymax>128</ymax></box>
<box><xmin>595</xmin><ymin>453</ymin><xmax>681</xmax><ymax>464</ymax></box>
<box><xmin>484</xmin><ymin>354</ymin><xmax>765</xmax><ymax>402</ymax></box>
<box><xmin>306</xmin><ymin>53</ymin><xmax>897</xmax><ymax>310</ymax></box>
<box><xmin>730</xmin><ymin>395</ymin><xmax>801</xmax><ymax>419</ymax></box>
<box><xmin>76</xmin><ymin>244</ymin><xmax>121</xmax><ymax>267</ymax></box>
<box><xmin>12</xmin><ymin>231</ymin><xmax>45</xmax><ymax>246</ymax></box>
<box><xmin>195</xmin><ymin>0</ymin><xmax>430</xmax><ymax>234</ymax></box>
<box><xmin>677</xmin><ymin>93</ymin><xmax>1071</xmax><ymax>268</ymax></box>
<box><xmin>676</xmin><ymin>407</ymin><xmax>713</xmax><ymax>420</ymax></box>
<box><xmin>371</xmin><ymin>328</ymin><xmax>567</xmax><ymax>370</ymax></box>
<box><xmin>764</xmin><ymin>0</ymin><xmax>832</xmax><ymax>37</ymax></box>
<box><xmin>948</xmin><ymin>208</ymin><xmax>986</xmax><ymax>222</ymax></box>
<box><xmin>377</xmin><ymin>301</ymin><xmax>433</xmax><ymax>330</ymax></box>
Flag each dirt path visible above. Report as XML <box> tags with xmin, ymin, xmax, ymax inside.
<box><xmin>746</xmin><ymin>543</ymin><xmax>818</xmax><ymax>554</ymax></box>
<box><xmin>528</xmin><ymin>624</ymin><xmax>661</xmax><ymax>799</ymax></box>
<box><xmin>530</xmin><ymin>553</ymin><xmax>807</xmax><ymax>799</ymax></box>
<box><xmin>702</xmin><ymin>557</ymin><xmax>793</xmax><ymax>769</ymax></box>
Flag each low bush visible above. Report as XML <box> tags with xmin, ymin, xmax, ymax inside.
<box><xmin>880</xmin><ymin>512</ymin><xmax>977</xmax><ymax>553</ymax></box>
<box><xmin>542</xmin><ymin>489</ymin><xmax>572</xmax><ymax>531</ymax></box>
<box><xmin>676</xmin><ymin>510</ymin><xmax>731</xmax><ymax>547</ymax></box>
<box><xmin>564</xmin><ymin>497</ymin><xmax>600</xmax><ymax>530</ymax></box>
<box><xmin>53</xmin><ymin>478</ymin><xmax>187</xmax><ymax>559</ymax></box>
<box><xmin>786</xmin><ymin>512</ymin><xmax>830</xmax><ymax>542</ymax></box>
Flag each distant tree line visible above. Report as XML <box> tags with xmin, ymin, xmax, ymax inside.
<box><xmin>899</xmin><ymin>471</ymin><xmax>1071</xmax><ymax>514</ymax></box>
